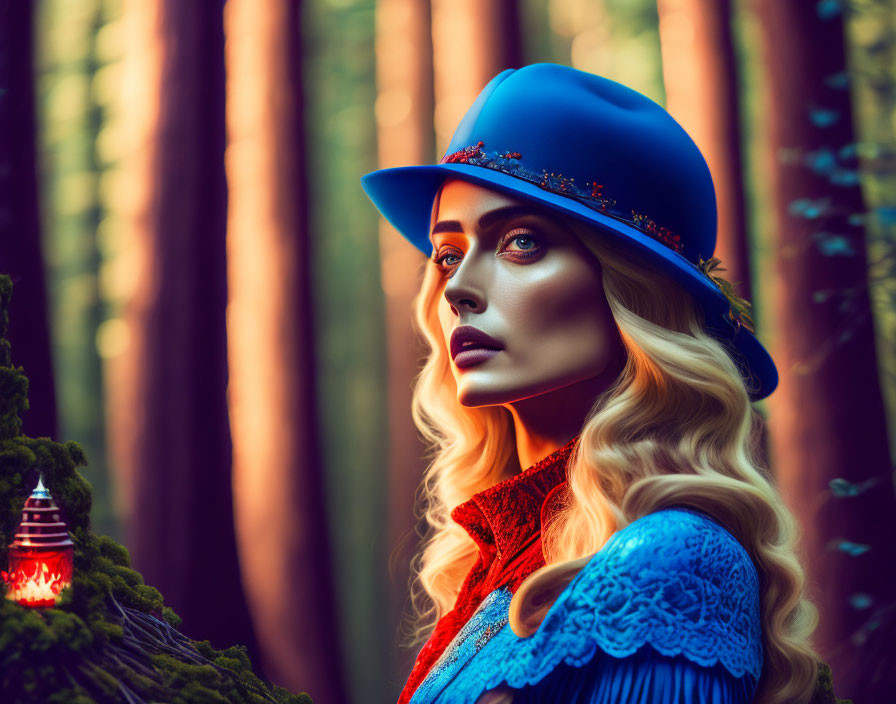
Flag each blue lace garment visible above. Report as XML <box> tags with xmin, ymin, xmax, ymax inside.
<box><xmin>409</xmin><ymin>507</ymin><xmax>762</xmax><ymax>704</ymax></box>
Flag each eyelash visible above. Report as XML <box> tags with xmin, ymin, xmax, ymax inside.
<box><xmin>431</xmin><ymin>228</ymin><xmax>543</xmax><ymax>271</ymax></box>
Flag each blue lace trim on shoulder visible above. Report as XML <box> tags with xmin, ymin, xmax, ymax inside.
<box><xmin>409</xmin><ymin>507</ymin><xmax>762</xmax><ymax>704</ymax></box>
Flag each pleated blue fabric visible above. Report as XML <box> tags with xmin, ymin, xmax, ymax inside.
<box><xmin>511</xmin><ymin>648</ymin><xmax>756</xmax><ymax>703</ymax></box>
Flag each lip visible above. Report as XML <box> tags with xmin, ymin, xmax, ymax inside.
<box><xmin>453</xmin><ymin>347</ymin><xmax>501</xmax><ymax>369</ymax></box>
<box><xmin>450</xmin><ymin>326</ymin><xmax>504</xmax><ymax>367</ymax></box>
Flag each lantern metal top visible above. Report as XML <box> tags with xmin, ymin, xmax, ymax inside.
<box><xmin>31</xmin><ymin>475</ymin><xmax>50</xmax><ymax>500</ymax></box>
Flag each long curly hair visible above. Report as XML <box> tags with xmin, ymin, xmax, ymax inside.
<box><xmin>405</xmin><ymin>202</ymin><xmax>821</xmax><ymax>704</ymax></box>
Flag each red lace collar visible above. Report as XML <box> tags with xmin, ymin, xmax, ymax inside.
<box><xmin>397</xmin><ymin>435</ymin><xmax>581</xmax><ymax>704</ymax></box>
<box><xmin>449</xmin><ymin>435</ymin><xmax>579</xmax><ymax>571</ymax></box>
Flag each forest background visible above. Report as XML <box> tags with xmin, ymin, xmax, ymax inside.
<box><xmin>0</xmin><ymin>0</ymin><xmax>894</xmax><ymax>703</ymax></box>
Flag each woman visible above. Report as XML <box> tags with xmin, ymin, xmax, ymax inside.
<box><xmin>361</xmin><ymin>64</ymin><xmax>821</xmax><ymax>704</ymax></box>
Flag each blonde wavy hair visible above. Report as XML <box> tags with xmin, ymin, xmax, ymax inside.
<box><xmin>405</xmin><ymin>201</ymin><xmax>821</xmax><ymax>704</ymax></box>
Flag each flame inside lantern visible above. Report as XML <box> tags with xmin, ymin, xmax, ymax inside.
<box><xmin>2</xmin><ymin>476</ymin><xmax>73</xmax><ymax>607</ymax></box>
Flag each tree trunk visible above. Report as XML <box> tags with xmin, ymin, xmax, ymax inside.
<box><xmin>224</xmin><ymin>1</ymin><xmax>347</xmax><ymax>701</ymax></box>
<box><xmin>657</xmin><ymin>0</ymin><xmax>752</xmax><ymax>303</ymax></box>
<box><xmin>753</xmin><ymin>1</ymin><xmax>896</xmax><ymax>698</ymax></box>
<box><xmin>430</xmin><ymin>0</ymin><xmax>524</xmax><ymax>153</ymax></box>
<box><xmin>0</xmin><ymin>0</ymin><xmax>58</xmax><ymax>441</ymax></box>
<box><xmin>109</xmin><ymin>0</ymin><xmax>259</xmax><ymax>670</ymax></box>
<box><xmin>373</xmin><ymin>0</ymin><xmax>434</xmax><ymax>697</ymax></box>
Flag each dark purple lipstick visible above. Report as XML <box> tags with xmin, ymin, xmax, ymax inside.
<box><xmin>450</xmin><ymin>326</ymin><xmax>504</xmax><ymax>369</ymax></box>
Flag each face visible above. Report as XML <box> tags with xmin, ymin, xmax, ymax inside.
<box><xmin>430</xmin><ymin>178</ymin><xmax>626</xmax><ymax>407</ymax></box>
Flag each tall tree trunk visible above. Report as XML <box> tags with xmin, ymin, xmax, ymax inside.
<box><xmin>657</xmin><ymin>0</ymin><xmax>752</xmax><ymax>303</ymax></box>
<box><xmin>430</xmin><ymin>0</ymin><xmax>524</xmax><ymax>153</ymax></box>
<box><xmin>373</xmin><ymin>0</ymin><xmax>434</xmax><ymax>697</ymax></box>
<box><xmin>224</xmin><ymin>1</ymin><xmax>346</xmax><ymax>701</ymax></box>
<box><xmin>109</xmin><ymin>0</ymin><xmax>259</xmax><ymax>669</ymax></box>
<box><xmin>0</xmin><ymin>0</ymin><xmax>58</xmax><ymax>440</ymax></box>
<box><xmin>753</xmin><ymin>1</ymin><xmax>896</xmax><ymax>698</ymax></box>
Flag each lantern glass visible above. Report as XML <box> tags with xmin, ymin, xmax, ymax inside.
<box><xmin>4</xmin><ymin>546</ymin><xmax>74</xmax><ymax>607</ymax></box>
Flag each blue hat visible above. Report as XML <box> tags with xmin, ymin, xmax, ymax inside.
<box><xmin>360</xmin><ymin>63</ymin><xmax>777</xmax><ymax>401</ymax></box>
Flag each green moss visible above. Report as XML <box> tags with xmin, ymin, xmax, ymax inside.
<box><xmin>0</xmin><ymin>276</ymin><xmax>313</xmax><ymax>704</ymax></box>
<box><xmin>162</xmin><ymin>605</ymin><xmax>182</xmax><ymax>628</ymax></box>
<box><xmin>95</xmin><ymin>534</ymin><xmax>130</xmax><ymax>567</ymax></box>
<box><xmin>809</xmin><ymin>661</ymin><xmax>853</xmax><ymax>704</ymax></box>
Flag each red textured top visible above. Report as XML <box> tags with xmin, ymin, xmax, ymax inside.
<box><xmin>397</xmin><ymin>435</ymin><xmax>580</xmax><ymax>704</ymax></box>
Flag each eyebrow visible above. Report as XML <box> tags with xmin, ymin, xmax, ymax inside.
<box><xmin>431</xmin><ymin>205</ymin><xmax>546</xmax><ymax>236</ymax></box>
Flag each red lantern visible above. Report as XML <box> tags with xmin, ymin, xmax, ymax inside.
<box><xmin>2</xmin><ymin>476</ymin><xmax>74</xmax><ymax>607</ymax></box>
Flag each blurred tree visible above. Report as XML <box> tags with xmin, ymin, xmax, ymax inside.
<box><xmin>107</xmin><ymin>0</ymin><xmax>259</xmax><ymax>672</ymax></box>
<box><xmin>431</xmin><ymin>0</ymin><xmax>524</xmax><ymax>153</ymax></box>
<box><xmin>753</xmin><ymin>0</ymin><xmax>895</xmax><ymax>698</ymax></box>
<box><xmin>844</xmin><ymin>1</ymin><xmax>896</xmax><ymax>464</ymax></box>
<box><xmin>529</xmin><ymin>0</ymin><xmax>665</xmax><ymax>105</ymax></box>
<box><xmin>224</xmin><ymin>1</ymin><xmax>347</xmax><ymax>701</ymax></box>
<box><xmin>34</xmin><ymin>0</ymin><xmax>116</xmax><ymax>539</ymax></box>
<box><xmin>0</xmin><ymin>0</ymin><xmax>58</xmax><ymax>442</ymax></box>
<box><xmin>372</xmin><ymin>0</ymin><xmax>434</xmax><ymax>698</ymax></box>
<box><xmin>304</xmin><ymin>0</ymin><xmax>391</xmax><ymax>700</ymax></box>
<box><xmin>657</xmin><ymin>0</ymin><xmax>752</xmax><ymax>303</ymax></box>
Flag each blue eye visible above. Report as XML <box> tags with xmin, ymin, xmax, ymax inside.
<box><xmin>500</xmin><ymin>229</ymin><xmax>543</xmax><ymax>258</ymax></box>
<box><xmin>432</xmin><ymin>248</ymin><xmax>463</xmax><ymax>270</ymax></box>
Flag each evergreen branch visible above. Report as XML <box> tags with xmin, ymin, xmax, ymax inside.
<box><xmin>697</xmin><ymin>257</ymin><xmax>756</xmax><ymax>333</ymax></box>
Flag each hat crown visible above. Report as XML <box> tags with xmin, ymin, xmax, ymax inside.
<box><xmin>442</xmin><ymin>64</ymin><xmax>717</xmax><ymax>265</ymax></box>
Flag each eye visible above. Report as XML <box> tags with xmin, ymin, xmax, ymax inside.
<box><xmin>507</xmin><ymin>234</ymin><xmax>535</xmax><ymax>251</ymax></box>
<box><xmin>431</xmin><ymin>247</ymin><xmax>463</xmax><ymax>271</ymax></box>
<box><xmin>498</xmin><ymin>228</ymin><xmax>544</xmax><ymax>260</ymax></box>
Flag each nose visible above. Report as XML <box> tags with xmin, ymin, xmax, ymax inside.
<box><xmin>443</xmin><ymin>254</ymin><xmax>487</xmax><ymax>316</ymax></box>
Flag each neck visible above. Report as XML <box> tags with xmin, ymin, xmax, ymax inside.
<box><xmin>505</xmin><ymin>375</ymin><xmax>609</xmax><ymax>470</ymax></box>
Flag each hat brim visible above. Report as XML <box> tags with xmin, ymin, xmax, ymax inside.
<box><xmin>361</xmin><ymin>162</ymin><xmax>777</xmax><ymax>401</ymax></box>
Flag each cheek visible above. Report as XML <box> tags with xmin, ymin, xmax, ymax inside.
<box><xmin>503</xmin><ymin>259</ymin><xmax>614</xmax><ymax>359</ymax></box>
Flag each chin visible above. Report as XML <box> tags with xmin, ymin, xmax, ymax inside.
<box><xmin>455</xmin><ymin>378</ymin><xmax>519</xmax><ymax>407</ymax></box>
<box><xmin>455</xmin><ymin>369</ymin><xmax>610</xmax><ymax>408</ymax></box>
<box><xmin>456</xmin><ymin>387</ymin><xmax>501</xmax><ymax>408</ymax></box>
<box><xmin>455</xmin><ymin>378</ymin><xmax>556</xmax><ymax>408</ymax></box>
